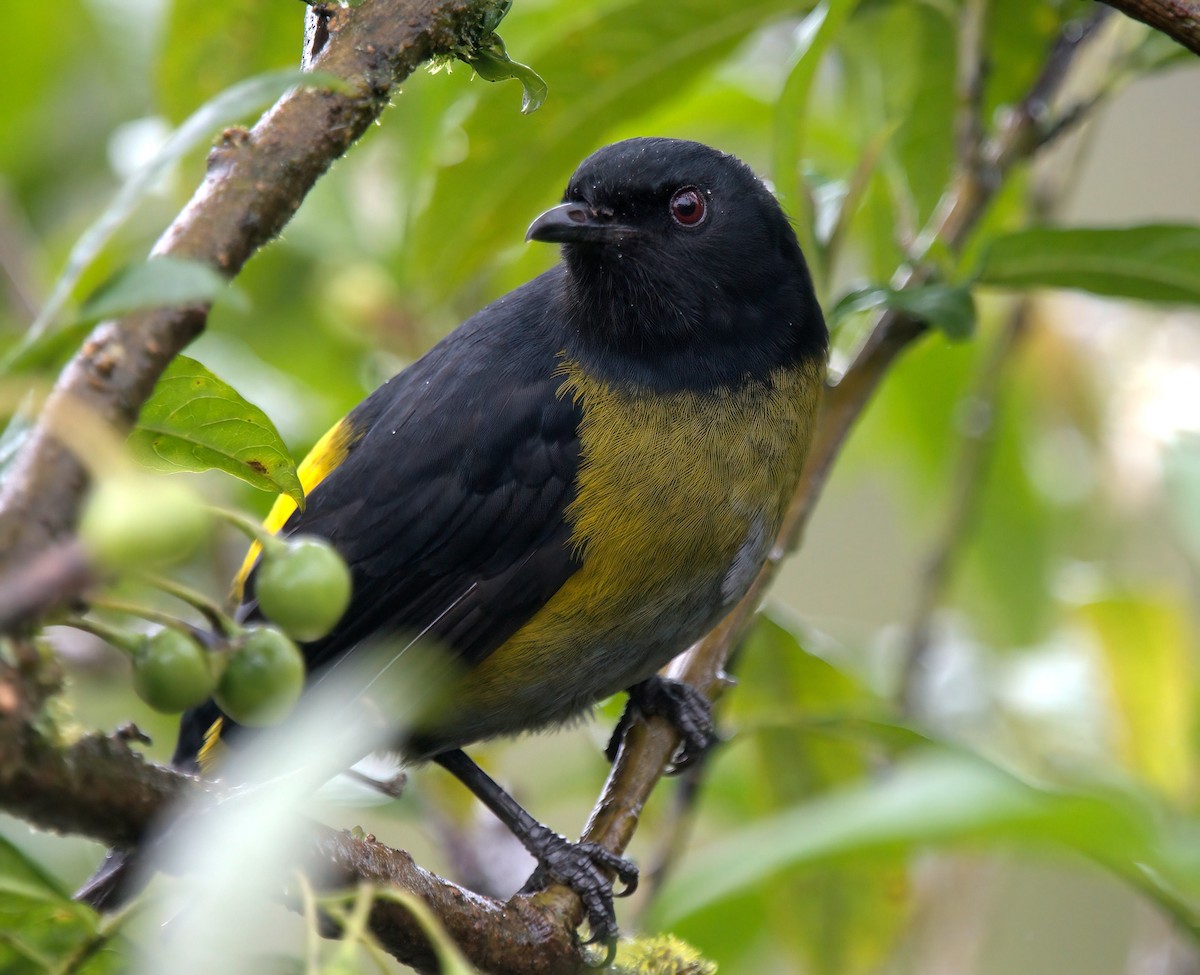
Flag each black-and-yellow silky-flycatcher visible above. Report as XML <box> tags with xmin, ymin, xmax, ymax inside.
<box><xmin>83</xmin><ymin>137</ymin><xmax>828</xmax><ymax>942</ymax></box>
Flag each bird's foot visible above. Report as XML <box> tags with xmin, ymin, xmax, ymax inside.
<box><xmin>606</xmin><ymin>676</ymin><xmax>715</xmax><ymax>773</ymax></box>
<box><xmin>520</xmin><ymin>828</ymin><xmax>638</xmax><ymax>948</ymax></box>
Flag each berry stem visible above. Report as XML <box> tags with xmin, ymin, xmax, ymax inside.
<box><xmin>139</xmin><ymin>573</ymin><xmax>238</xmax><ymax>638</ymax></box>
<box><xmin>210</xmin><ymin>506</ymin><xmax>287</xmax><ymax>558</ymax></box>
<box><xmin>60</xmin><ymin>616</ymin><xmax>141</xmax><ymax>656</ymax></box>
<box><xmin>87</xmin><ymin>596</ymin><xmax>215</xmax><ymax>641</ymax></box>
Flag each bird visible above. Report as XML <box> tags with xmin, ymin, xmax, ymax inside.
<box><xmin>80</xmin><ymin>137</ymin><xmax>828</xmax><ymax>944</ymax></box>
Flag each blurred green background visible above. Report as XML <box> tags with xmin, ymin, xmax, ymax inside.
<box><xmin>3</xmin><ymin>0</ymin><xmax>1200</xmax><ymax>972</ymax></box>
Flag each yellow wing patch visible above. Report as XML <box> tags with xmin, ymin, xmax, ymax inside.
<box><xmin>230</xmin><ymin>417</ymin><xmax>361</xmax><ymax>603</ymax></box>
<box><xmin>197</xmin><ymin>716</ymin><xmax>226</xmax><ymax>773</ymax></box>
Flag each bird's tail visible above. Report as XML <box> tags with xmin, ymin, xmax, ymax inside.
<box><xmin>74</xmin><ymin>847</ymin><xmax>145</xmax><ymax>911</ymax></box>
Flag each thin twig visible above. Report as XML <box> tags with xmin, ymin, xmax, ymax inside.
<box><xmin>955</xmin><ymin>0</ymin><xmax>989</xmax><ymax>177</ymax></box>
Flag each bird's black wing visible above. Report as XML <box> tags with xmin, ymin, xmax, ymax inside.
<box><xmin>250</xmin><ymin>271</ymin><xmax>581</xmax><ymax>674</ymax></box>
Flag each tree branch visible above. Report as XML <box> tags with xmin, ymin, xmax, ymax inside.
<box><xmin>0</xmin><ymin>652</ymin><xmax>583</xmax><ymax>974</ymax></box>
<box><xmin>0</xmin><ymin>0</ymin><xmax>504</xmax><ymax>573</ymax></box>
<box><xmin>0</xmin><ymin>647</ymin><xmax>185</xmax><ymax>847</ymax></box>
<box><xmin>1098</xmin><ymin>0</ymin><xmax>1200</xmax><ymax>55</ymax></box>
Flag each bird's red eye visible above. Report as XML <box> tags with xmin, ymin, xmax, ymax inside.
<box><xmin>669</xmin><ymin>187</ymin><xmax>706</xmax><ymax>227</ymax></box>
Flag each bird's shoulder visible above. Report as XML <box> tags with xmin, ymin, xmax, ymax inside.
<box><xmin>257</xmin><ymin>267</ymin><xmax>583</xmax><ymax>671</ymax></box>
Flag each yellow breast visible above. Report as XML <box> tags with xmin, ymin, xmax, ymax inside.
<box><xmin>454</xmin><ymin>354</ymin><xmax>823</xmax><ymax>729</ymax></box>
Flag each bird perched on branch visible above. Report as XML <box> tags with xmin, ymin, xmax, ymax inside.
<box><xmin>82</xmin><ymin>137</ymin><xmax>828</xmax><ymax>945</ymax></box>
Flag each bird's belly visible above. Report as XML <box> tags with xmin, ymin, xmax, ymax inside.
<box><xmin>408</xmin><ymin>358</ymin><xmax>822</xmax><ymax>756</ymax></box>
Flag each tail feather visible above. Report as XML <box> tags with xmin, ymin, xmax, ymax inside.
<box><xmin>74</xmin><ymin>848</ymin><xmax>144</xmax><ymax>911</ymax></box>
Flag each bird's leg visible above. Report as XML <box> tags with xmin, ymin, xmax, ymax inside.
<box><xmin>605</xmin><ymin>676</ymin><xmax>715</xmax><ymax>773</ymax></box>
<box><xmin>433</xmin><ymin>748</ymin><xmax>637</xmax><ymax>946</ymax></box>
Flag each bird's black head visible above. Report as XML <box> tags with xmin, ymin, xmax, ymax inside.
<box><xmin>527</xmin><ymin>137</ymin><xmax>828</xmax><ymax>391</ymax></box>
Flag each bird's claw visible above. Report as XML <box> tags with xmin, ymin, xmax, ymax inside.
<box><xmin>606</xmin><ymin>676</ymin><xmax>716</xmax><ymax>774</ymax></box>
<box><xmin>520</xmin><ymin>831</ymin><xmax>638</xmax><ymax>947</ymax></box>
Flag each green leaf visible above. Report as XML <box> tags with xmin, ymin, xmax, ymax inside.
<box><xmin>978</xmin><ymin>225</ymin><xmax>1200</xmax><ymax>305</ymax></box>
<box><xmin>79</xmin><ymin>256</ymin><xmax>238</xmax><ymax>322</ymax></box>
<box><xmin>839</xmin><ymin>3</ymin><xmax>956</xmax><ymax>234</ymax></box>
<box><xmin>1</xmin><ymin>320</ymin><xmax>95</xmax><ymax>374</ymax></box>
<box><xmin>983</xmin><ymin>0</ymin><xmax>1066</xmax><ymax>118</ymax></box>
<box><xmin>733</xmin><ymin>614</ymin><xmax>878</xmax><ymax>796</ymax></box>
<box><xmin>0</xmin><ymin>836</ymin><xmax>124</xmax><ymax>975</ymax></box>
<box><xmin>649</xmin><ymin>749</ymin><xmax>1184</xmax><ymax>928</ymax></box>
<box><xmin>831</xmin><ymin>284</ymin><xmax>976</xmax><ymax>339</ymax></box>
<box><xmin>729</xmin><ymin>614</ymin><xmax>909</xmax><ymax>975</ymax></box>
<box><xmin>772</xmin><ymin>0</ymin><xmax>859</xmax><ymax>285</ymax></box>
<box><xmin>129</xmin><ymin>356</ymin><xmax>303</xmax><ymax>504</ymax></box>
<box><xmin>0</xmin><ymin>395</ymin><xmax>36</xmax><ymax>485</ymax></box>
<box><xmin>958</xmin><ymin>363</ymin><xmax>1058</xmax><ymax>646</ymax></box>
<box><xmin>157</xmin><ymin>3</ymin><xmax>335</xmax><ymax>122</ymax></box>
<box><xmin>0</xmin><ymin>835</ymin><xmax>72</xmax><ymax>904</ymax></box>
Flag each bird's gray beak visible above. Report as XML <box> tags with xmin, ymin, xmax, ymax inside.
<box><xmin>526</xmin><ymin>202</ymin><xmax>634</xmax><ymax>244</ymax></box>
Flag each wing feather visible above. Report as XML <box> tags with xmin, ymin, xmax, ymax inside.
<box><xmin>245</xmin><ymin>271</ymin><xmax>581</xmax><ymax>675</ymax></box>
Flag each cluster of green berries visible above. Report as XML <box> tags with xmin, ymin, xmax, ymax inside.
<box><xmin>78</xmin><ymin>474</ymin><xmax>351</xmax><ymax>726</ymax></box>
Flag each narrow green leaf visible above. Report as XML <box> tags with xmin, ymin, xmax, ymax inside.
<box><xmin>157</xmin><ymin>4</ymin><xmax>322</xmax><ymax>122</ymax></box>
<box><xmin>0</xmin><ymin>836</ymin><xmax>73</xmax><ymax>904</ymax></box>
<box><xmin>772</xmin><ymin>0</ymin><xmax>859</xmax><ymax>287</ymax></box>
<box><xmin>732</xmin><ymin>613</ymin><xmax>910</xmax><ymax>974</ymax></box>
<box><xmin>0</xmin><ymin>395</ymin><xmax>37</xmax><ymax>484</ymax></box>
<box><xmin>978</xmin><ymin>224</ymin><xmax>1200</xmax><ymax>305</ymax></box>
<box><xmin>1</xmin><ymin>320</ymin><xmax>95</xmax><ymax>374</ymax></box>
<box><xmin>79</xmin><ymin>256</ymin><xmax>237</xmax><ymax>322</ymax></box>
<box><xmin>650</xmin><ymin>749</ymin><xmax>1177</xmax><ymax>927</ymax></box>
<box><xmin>129</xmin><ymin>356</ymin><xmax>303</xmax><ymax>504</ymax></box>
<box><xmin>838</xmin><ymin>4</ymin><xmax>956</xmax><ymax>243</ymax></box>
<box><xmin>890</xmin><ymin>285</ymin><xmax>976</xmax><ymax>340</ymax></box>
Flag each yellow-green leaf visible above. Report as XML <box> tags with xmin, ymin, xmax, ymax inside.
<box><xmin>130</xmin><ymin>356</ymin><xmax>303</xmax><ymax>505</ymax></box>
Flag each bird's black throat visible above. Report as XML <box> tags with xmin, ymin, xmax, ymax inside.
<box><xmin>558</xmin><ymin>236</ymin><xmax>828</xmax><ymax>394</ymax></box>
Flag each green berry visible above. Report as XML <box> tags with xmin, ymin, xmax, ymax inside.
<box><xmin>214</xmin><ymin>625</ymin><xmax>305</xmax><ymax>727</ymax></box>
<box><xmin>132</xmin><ymin>629</ymin><xmax>216</xmax><ymax>713</ymax></box>
<box><xmin>255</xmin><ymin>537</ymin><xmax>352</xmax><ymax>642</ymax></box>
<box><xmin>80</xmin><ymin>474</ymin><xmax>210</xmax><ymax>571</ymax></box>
